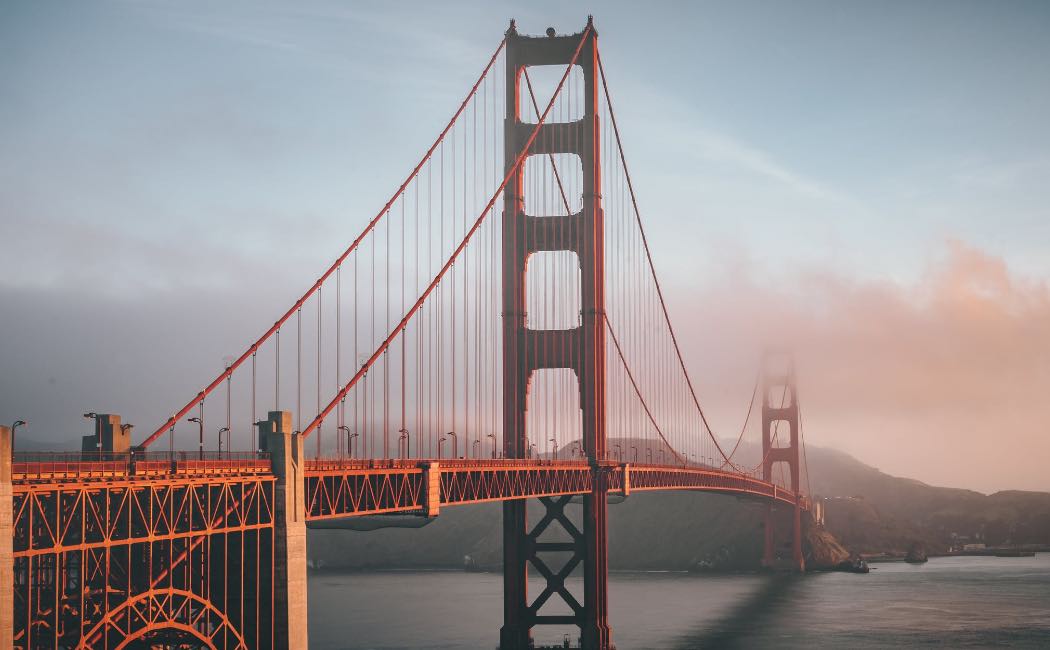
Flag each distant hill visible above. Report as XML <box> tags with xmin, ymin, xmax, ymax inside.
<box><xmin>805</xmin><ymin>445</ymin><xmax>1050</xmax><ymax>554</ymax></box>
<box><xmin>308</xmin><ymin>443</ymin><xmax>1050</xmax><ymax>569</ymax></box>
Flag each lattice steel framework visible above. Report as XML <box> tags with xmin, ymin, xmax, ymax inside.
<box><xmin>5</xmin><ymin>452</ymin><xmax>807</xmax><ymax>649</ymax></box>
<box><xmin>10</xmin><ymin>461</ymin><xmax>275</xmax><ymax>650</ymax></box>
<box><xmin>302</xmin><ymin>460</ymin><xmax>803</xmax><ymax>521</ymax></box>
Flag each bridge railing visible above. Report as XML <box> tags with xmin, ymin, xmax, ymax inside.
<box><xmin>12</xmin><ymin>450</ymin><xmax>272</xmax><ymax>482</ymax></box>
<box><xmin>303</xmin><ymin>457</ymin><xmax>593</xmax><ymax>473</ymax></box>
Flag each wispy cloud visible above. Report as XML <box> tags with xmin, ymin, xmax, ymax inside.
<box><xmin>683</xmin><ymin>125</ymin><xmax>845</xmax><ymax>201</ymax></box>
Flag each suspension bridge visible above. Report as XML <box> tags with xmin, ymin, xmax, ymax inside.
<box><xmin>0</xmin><ymin>17</ymin><xmax>811</xmax><ymax>650</ymax></box>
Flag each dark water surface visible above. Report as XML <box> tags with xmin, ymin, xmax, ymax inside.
<box><xmin>308</xmin><ymin>553</ymin><xmax>1050</xmax><ymax>649</ymax></box>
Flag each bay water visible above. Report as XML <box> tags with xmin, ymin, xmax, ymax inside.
<box><xmin>309</xmin><ymin>553</ymin><xmax>1050</xmax><ymax>649</ymax></box>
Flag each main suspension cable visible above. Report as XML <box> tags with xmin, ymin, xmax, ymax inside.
<box><xmin>597</xmin><ymin>50</ymin><xmax>742</xmax><ymax>468</ymax></box>
<box><xmin>302</xmin><ymin>26</ymin><xmax>595</xmax><ymax>438</ymax></box>
<box><xmin>140</xmin><ymin>38</ymin><xmax>509</xmax><ymax>450</ymax></box>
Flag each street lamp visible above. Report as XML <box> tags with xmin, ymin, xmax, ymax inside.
<box><xmin>218</xmin><ymin>427</ymin><xmax>229</xmax><ymax>453</ymax></box>
<box><xmin>613</xmin><ymin>443</ymin><xmax>622</xmax><ymax>462</ymax></box>
<box><xmin>11</xmin><ymin>420</ymin><xmax>26</xmax><ymax>449</ymax></box>
<box><xmin>338</xmin><ymin>426</ymin><xmax>351</xmax><ymax>458</ymax></box>
<box><xmin>631</xmin><ymin>446</ymin><xmax>638</xmax><ymax>463</ymax></box>
<box><xmin>527</xmin><ymin>442</ymin><xmax>536</xmax><ymax>459</ymax></box>
<box><xmin>549</xmin><ymin>438</ymin><xmax>557</xmax><ymax>460</ymax></box>
<box><xmin>646</xmin><ymin>447</ymin><xmax>653</xmax><ymax>464</ymax></box>
<box><xmin>445</xmin><ymin>431</ymin><xmax>458</xmax><ymax>459</ymax></box>
<box><xmin>486</xmin><ymin>433</ymin><xmax>496</xmax><ymax>459</ymax></box>
<box><xmin>570</xmin><ymin>441</ymin><xmax>580</xmax><ymax>459</ymax></box>
<box><xmin>659</xmin><ymin>449</ymin><xmax>666</xmax><ymax>464</ymax></box>
<box><xmin>187</xmin><ymin>417</ymin><xmax>204</xmax><ymax>460</ymax></box>
<box><xmin>471</xmin><ymin>439</ymin><xmax>480</xmax><ymax>459</ymax></box>
<box><xmin>438</xmin><ymin>434</ymin><xmax>447</xmax><ymax>459</ymax></box>
<box><xmin>398</xmin><ymin>428</ymin><xmax>410</xmax><ymax>459</ymax></box>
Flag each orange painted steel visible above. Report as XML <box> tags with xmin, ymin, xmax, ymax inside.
<box><xmin>76</xmin><ymin>588</ymin><xmax>248</xmax><ymax>650</ymax></box>
<box><xmin>303</xmin><ymin>459</ymin><xmax>803</xmax><ymax>520</ymax></box>
<box><xmin>9</xmin><ymin>454</ymin><xmax>805</xmax><ymax>648</ymax></box>
<box><xmin>13</xmin><ymin>451</ymin><xmax>271</xmax><ymax>483</ymax></box>
<box><xmin>11</xmin><ymin>461</ymin><xmax>277</xmax><ymax>650</ymax></box>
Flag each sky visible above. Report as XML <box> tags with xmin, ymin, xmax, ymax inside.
<box><xmin>2</xmin><ymin>0</ymin><xmax>1049</xmax><ymax>492</ymax></box>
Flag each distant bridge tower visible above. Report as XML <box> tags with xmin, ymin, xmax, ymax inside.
<box><xmin>500</xmin><ymin>17</ymin><xmax>611</xmax><ymax>650</ymax></box>
<box><xmin>761</xmin><ymin>352</ymin><xmax>805</xmax><ymax>571</ymax></box>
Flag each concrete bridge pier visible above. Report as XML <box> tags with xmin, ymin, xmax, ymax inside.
<box><xmin>259</xmin><ymin>411</ymin><xmax>309</xmax><ymax>649</ymax></box>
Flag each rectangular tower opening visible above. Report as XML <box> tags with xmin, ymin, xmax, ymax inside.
<box><xmin>526</xmin><ymin>368</ymin><xmax>583</xmax><ymax>460</ymax></box>
<box><xmin>522</xmin><ymin>153</ymin><xmax>583</xmax><ymax>216</ymax></box>
<box><xmin>768</xmin><ymin>420</ymin><xmax>793</xmax><ymax>448</ymax></box>
<box><xmin>526</xmin><ymin>250</ymin><xmax>581</xmax><ymax>331</ymax></box>
<box><xmin>519</xmin><ymin>64</ymin><xmax>584</xmax><ymax>124</ymax></box>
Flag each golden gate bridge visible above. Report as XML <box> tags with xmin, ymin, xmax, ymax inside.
<box><xmin>1</xmin><ymin>17</ymin><xmax>810</xmax><ymax>650</ymax></box>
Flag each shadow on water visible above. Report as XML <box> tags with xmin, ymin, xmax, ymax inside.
<box><xmin>670</xmin><ymin>574</ymin><xmax>803</xmax><ymax>650</ymax></box>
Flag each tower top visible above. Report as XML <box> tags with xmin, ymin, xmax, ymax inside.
<box><xmin>504</xmin><ymin>17</ymin><xmax>596</xmax><ymax>39</ymax></box>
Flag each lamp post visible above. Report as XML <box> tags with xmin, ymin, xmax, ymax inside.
<box><xmin>218</xmin><ymin>427</ymin><xmax>229</xmax><ymax>454</ymax></box>
<box><xmin>570</xmin><ymin>441</ymin><xmax>580</xmax><ymax>459</ymax></box>
<box><xmin>11</xmin><ymin>420</ymin><xmax>26</xmax><ymax>449</ymax></box>
<box><xmin>438</xmin><ymin>435</ymin><xmax>447</xmax><ymax>459</ymax></box>
<box><xmin>549</xmin><ymin>438</ymin><xmax>557</xmax><ymax>460</ymax></box>
<box><xmin>659</xmin><ymin>449</ymin><xmax>666</xmax><ymax>464</ymax></box>
<box><xmin>527</xmin><ymin>442</ymin><xmax>536</xmax><ymax>459</ymax></box>
<box><xmin>471</xmin><ymin>439</ymin><xmax>481</xmax><ymax>459</ymax></box>
<box><xmin>631</xmin><ymin>446</ymin><xmax>638</xmax><ymax>463</ymax></box>
<box><xmin>83</xmin><ymin>412</ymin><xmax>100</xmax><ymax>453</ymax></box>
<box><xmin>646</xmin><ymin>447</ymin><xmax>652</xmax><ymax>464</ymax></box>
<box><xmin>613</xmin><ymin>443</ymin><xmax>622</xmax><ymax>462</ymax></box>
<box><xmin>445</xmin><ymin>431</ymin><xmax>457</xmax><ymax>459</ymax></box>
<box><xmin>338</xmin><ymin>426</ymin><xmax>351</xmax><ymax>458</ymax></box>
<box><xmin>187</xmin><ymin>417</ymin><xmax>203</xmax><ymax>460</ymax></box>
<box><xmin>486</xmin><ymin>433</ymin><xmax>496</xmax><ymax>459</ymax></box>
<box><xmin>398</xmin><ymin>428</ymin><xmax>410</xmax><ymax>459</ymax></box>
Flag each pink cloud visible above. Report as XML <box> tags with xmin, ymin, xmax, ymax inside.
<box><xmin>672</xmin><ymin>239</ymin><xmax>1050</xmax><ymax>493</ymax></box>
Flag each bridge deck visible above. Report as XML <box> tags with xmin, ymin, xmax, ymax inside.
<box><xmin>6</xmin><ymin>455</ymin><xmax>805</xmax><ymax>648</ymax></box>
<box><xmin>302</xmin><ymin>459</ymin><xmax>803</xmax><ymax>520</ymax></box>
<box><xmin>11</xmin><ymin>455</ymin><xmax>803</xmax><ymax>535</ymax></box>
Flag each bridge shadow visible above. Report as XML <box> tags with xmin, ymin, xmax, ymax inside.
<box><xmin>669</xmin><ymin>573</ymin><xmax>804</xmax><ymax>650</ymax></box>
